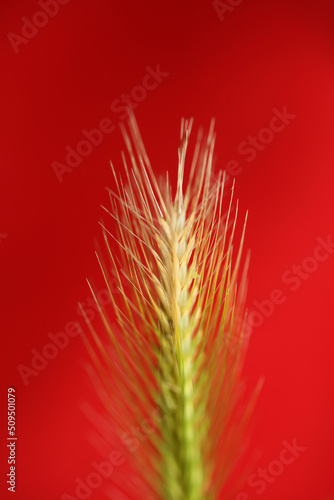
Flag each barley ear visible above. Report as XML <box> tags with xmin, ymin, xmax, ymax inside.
<box><xmin>82</xmin><ymin>112</ymin><xmax>261</xmax><ymax>500</ymax></box>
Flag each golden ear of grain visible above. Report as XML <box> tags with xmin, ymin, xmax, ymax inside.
<box><xmin>82</xmin><ymin>111</ymin><xmax>261</xmax><ymax>500</ymax></box>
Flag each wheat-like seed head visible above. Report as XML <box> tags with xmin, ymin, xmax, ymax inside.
<box><xmin>80</xmin><ymin>112</ymin><xmax>261</xmax><ymax>500</ymax></box>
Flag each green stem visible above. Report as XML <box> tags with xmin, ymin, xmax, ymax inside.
<box><xmin>158</xmin><ymin>210</ymin><xmax>204</xmax><ymax>500</ymax></box>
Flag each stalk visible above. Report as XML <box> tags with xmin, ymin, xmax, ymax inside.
<box><xmin>158</xmin><ymin>208</ymin><xmax>203</xmax><ymax>500</ymax></box>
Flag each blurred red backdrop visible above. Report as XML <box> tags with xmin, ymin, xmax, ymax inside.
<box><xmin>1</xmin><ymin>0</ymin><xmax>334</xmax><ymax>499</ymax></box>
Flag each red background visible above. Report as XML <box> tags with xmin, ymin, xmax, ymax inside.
<box><xmin>1</xmin><ymin>0</ymin><xmax>334</xmax><ymax>499</ymax></box>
